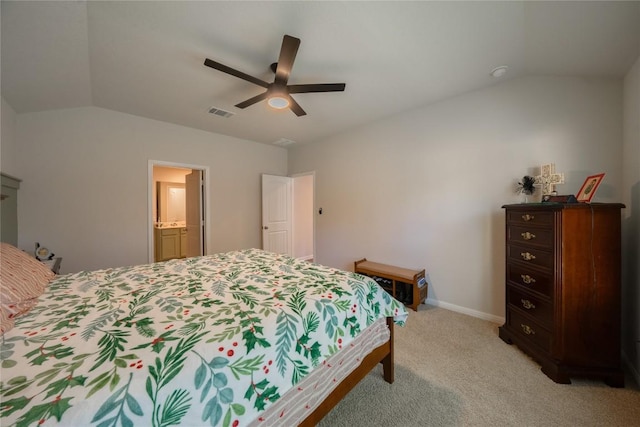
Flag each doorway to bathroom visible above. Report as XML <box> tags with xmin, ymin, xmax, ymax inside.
<box><xmin>148</xmin><ymin>161</ymin><xmax>209</xmax><ymax>263</ymax></box>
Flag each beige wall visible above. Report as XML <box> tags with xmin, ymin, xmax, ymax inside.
<box><xmin>11</xmin><ymin>106</ymin><xmax>287</xmax><ymax>273</ymax></box>
<box><xmin>622</xmin><ymin>56</ymin><xmax>640</xmax><ymax>384</ymax></box>
<box><xmin>289</xmin><ymin>76</ymin><xmax>624</xmax><ymax>322</ymax></box>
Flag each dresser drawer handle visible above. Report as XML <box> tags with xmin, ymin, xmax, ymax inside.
<box><xmin>521</xmin><ymin>324</ymin><xmax>536</xmax><ymax>335</ymax></box>
<box><xmin>520</xmin><ymin>274</ymin><xmax>536</xmax><ymax>284</ymax></box>
<box><xmin>520</xmin><ymin>252</ymin><xmax>536</xmax><ymax>261</ymax></box>
<box><xmin>521</xmin><ymin>214</ymin><xmax>535</xmax><ymax>221</ymax></box>
<box><xmin>521</xmin><ymin>299</ymin><xmax>536</xmax><ymax>309</ymax></box>
<box><xmin>521</xmin><ymin>232</ymin><xmax>536</xmax><ymax>240</ymax></box>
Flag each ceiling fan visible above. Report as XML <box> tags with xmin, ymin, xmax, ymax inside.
<box><xmin>204</xmin><ymin>35</ymin><xmax>346</xmax><ymax>116</ymax></box>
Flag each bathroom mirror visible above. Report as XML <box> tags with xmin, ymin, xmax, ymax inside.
<box><xmin>156</xmin><ymin>181</ymin><xmax>186</xmax><ymax>222</ymax></box>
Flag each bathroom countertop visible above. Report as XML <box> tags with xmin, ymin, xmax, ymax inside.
<box><xmin>155</xmin><ymin>222</ymin><xmax>186</xmax><ymax>229</ymax></box>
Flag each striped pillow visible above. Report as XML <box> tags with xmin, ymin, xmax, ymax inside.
<box><xmin>0</xmin><ymin>306</ymin><xmax>14</xmax><ymax>335</ymax></box>
<box><xmin>0</xmin><ymin>243</ymin><xmax>55</xmax><ymax>334</ymax></box>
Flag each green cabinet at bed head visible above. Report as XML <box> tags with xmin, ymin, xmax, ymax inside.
<box><xmin>0</xmin><ymin>173</ymin><xmax>21</xmax><ymax>246</ymax></box>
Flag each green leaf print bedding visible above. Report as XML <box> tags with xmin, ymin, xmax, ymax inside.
<box><xmin>1</xmin><ymin>249</ymin><xmax>407</xmax><ymax>426</ymax></box>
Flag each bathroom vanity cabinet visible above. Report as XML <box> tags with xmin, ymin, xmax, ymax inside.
<box><xmin>155</xmin><ymin>227</ymin><xmax>186</xmax><ymax>262</ymax></box>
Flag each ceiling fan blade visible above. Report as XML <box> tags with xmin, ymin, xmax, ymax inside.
<box><xmin>288</xmin><ymin>83</ymin><xmax>346</xmax><ymax>94</ymax></box>
<box><xmin>204</xmin><ymin>58</ymin><xmax>269</xmax><ymax>89</ymax></box>
<box><xmin>274</xmin><ymin>35</ymin><xmax>300</xmax><ymax>86</ymax></box>
<box><xmin>235</xmin><ymin>91</ymin><xmax>269</xmax><ymax>109</ymax></box>
<box><xmin>288</xmin><ymin>96</ymin><xmax>306</xmax><ymax>117</ymax></box>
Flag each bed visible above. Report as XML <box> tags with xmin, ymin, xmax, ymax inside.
<box><xmin>0</xmin><ymin>244</ymin><xmax>407</xmax><ymax>426</ymax></box>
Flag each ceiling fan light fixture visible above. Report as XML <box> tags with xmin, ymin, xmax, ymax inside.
<box><xmin>267</xmin><ymin>95</ymin><xmax>289</xmax><ymax>109</ymax></box>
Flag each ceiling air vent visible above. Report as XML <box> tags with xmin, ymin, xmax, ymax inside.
<box><xmin>208</xmin><ymin>107</ymin><xmax>235</xmax><ymax>118</ymax></box>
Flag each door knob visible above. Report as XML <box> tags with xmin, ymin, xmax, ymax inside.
<box><xmin>263</xmin><ymin>226</ymin><xmax>269</xmax><ymax>230</ymax></box>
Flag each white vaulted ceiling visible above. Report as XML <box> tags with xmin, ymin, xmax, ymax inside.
<box><xmin>2</xmin><ymin>1</ymin><xmax>639</xmax><ymax>146</ymax></box>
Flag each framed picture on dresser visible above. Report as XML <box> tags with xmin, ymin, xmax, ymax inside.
<box><xmin>576</xmin><ymin>173</ymin><xmax>605</xmax><ymax>202</ymax></box>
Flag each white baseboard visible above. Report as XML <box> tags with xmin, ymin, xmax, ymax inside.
<box><xmin>425</xmin><ymin>298</ymin><xmax>504</xmax><ymax>324</ymax></box>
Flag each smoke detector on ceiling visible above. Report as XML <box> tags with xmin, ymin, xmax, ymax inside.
<box><xmin>490</xmin><ymin>66</ymin><xmax>508</xmax><ymax>78</ymax></box>
<box><xmin>272</xmin><ymin>138</ymin><xmax>296</xmax><ymax>147</ymax></box>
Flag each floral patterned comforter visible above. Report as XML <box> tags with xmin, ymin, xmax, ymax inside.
<box><xmin>1</xmin><ymin>249</ymin><xmax>407</xmax><ymax>427</ymax></box>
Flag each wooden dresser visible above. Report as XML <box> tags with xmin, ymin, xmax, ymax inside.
<box><xmin>498</xmin><ymin>203</ymin><xmax>624</xmax><ymax>386</ymax></box>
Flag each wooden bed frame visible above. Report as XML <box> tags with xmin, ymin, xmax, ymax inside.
<box><xmin>299</xmin><ymin>317</ymin><xmax>395</xmax><ymax>426</ymax></box>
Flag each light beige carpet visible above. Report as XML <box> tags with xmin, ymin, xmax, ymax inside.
<box><xmin>318</xmin><ymin>305</ymin><xmax>640</xmax><ymax>427</ymax></box>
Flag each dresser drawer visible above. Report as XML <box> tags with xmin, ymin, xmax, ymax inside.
<box><xmin>507</xmin><ymin>285</ymin><xmax>553</xmax><ymax>327</ymax></box>
<box><xmin>507</xmin><ymin>225</ymin><xmax>554</xmax><ymax>249</ymax></box>
<box><xmin>507</xmin><ymin>308</ymin><xmax>552</xmax><ymax>353</ymax></box>
<box><xmin>507</xmin><ymin>244</ymin><xmax>554</xmax><ymax>270</ymax></box>
<box><xmin>507</xmin><ymin>210</ymin><xmax>554</xmax><ymax>227</ymax></box>
<box><xmin>507</xmin><ymin>262</ymin><xmax>553</xmax><ymax>297</ymax></box>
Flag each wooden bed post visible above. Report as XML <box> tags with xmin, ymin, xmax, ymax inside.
<box><xmin>382</xmin><ymin>316</ymin><xmax>394</xmax><ymax>383</ymax></box>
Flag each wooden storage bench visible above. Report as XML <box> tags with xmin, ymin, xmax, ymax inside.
<box><xmin>354</xmin><ymin>259</ymin><xmax>428</xmax><ymax>311</ymax></box>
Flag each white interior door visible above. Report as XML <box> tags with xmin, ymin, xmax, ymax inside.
<box><xmin>262</xmin><ymin>174</ymin><xmax>292</xmax><ymax>255</ymax></box>
<box><xmin>185</xmin><ymin>170</ymin><xmax>203</xmax><ymax>257</ymax></box>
